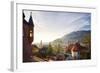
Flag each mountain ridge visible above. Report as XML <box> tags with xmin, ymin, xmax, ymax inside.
<box><xmin>51</xmin><ymin>30</ymin><xmax>91</xmax><ymax>46</ymax></box>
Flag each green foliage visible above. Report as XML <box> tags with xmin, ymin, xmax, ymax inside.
<box><xmin>82</xmin><ymin>34</ymin><xmax>91</xmax><ymax>48</ymax></box>
<box><xmin>56</xmin><ymin>44</ymin><xmax>62</xmax><ymax>54</ymax></box>
<box><xmin>47</xmin><ymin>43</ymin><xmax>53</xmax><ymax>55</ymax></box>
<box><xmin>80</xmin><ymin>51</ymin><xmax>91</xmax><ymax>59</ymax></box>
<box><xmin>52</xmin><ymin>43</ymin><xmax>64</xmax><ymax>55</ymax></box>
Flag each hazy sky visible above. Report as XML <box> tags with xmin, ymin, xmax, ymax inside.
<box><xmin>23</xmin><ymin>10</ymin><xmax>91</xmax><ymax>43</ymax></box>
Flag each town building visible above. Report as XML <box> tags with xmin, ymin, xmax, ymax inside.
<box><xmin>71</xmin><ymin>42</ymin><xmax>80</xmax><ymax>59</ymax></box>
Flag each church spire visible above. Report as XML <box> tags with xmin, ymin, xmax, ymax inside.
<box><xmin>23</xmin><ymin>12</ymin><xmax>25</xmax><ymax>19</ymax></box>
<box><xmin>29</xmin><ymin>12</ymin><xmax>34</xmax><ymax>26</ymax></box>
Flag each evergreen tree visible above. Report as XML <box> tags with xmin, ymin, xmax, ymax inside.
<box><xmin>47</xmin><ymin>43</ymin><xmax>53</xmax><ymax>56</ymax></box>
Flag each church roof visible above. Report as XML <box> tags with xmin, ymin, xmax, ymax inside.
<box><xmin>23</xmin><ymin>19</ymin><xmax>29</xmax><ymax>25</ymax></box>
<box><xmin>29</xmin><ymin>12</ymin><xmax>34</xmax><ymax>27</ymax></box>
<box><xmin>23</xmin><ymin>12</ymin><xmax>29</xmax><ymax>25</ymax></box>
<box><xmin>71</xmin><ymin>43</ymin><xmax>80</xmax><ymax>52</ymax></box>
<box><xmin>23</xmin><ymin>12</ymin><xmax>25</xmax><ymax>19</ymax></box>
<box><xmin>23</xmin><ymin>12</ymin><xmax>34</xmax><ymax>27</ymax></box>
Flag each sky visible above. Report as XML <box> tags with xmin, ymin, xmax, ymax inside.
<box><xmin>23</xmin><ymin>10</ymin><xmax>91</xmax><ymax>43</ymax></box>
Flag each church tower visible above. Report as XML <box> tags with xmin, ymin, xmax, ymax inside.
<box><xmin>23</xmin><ymin>12</ymin><xmax>34</xmax><ymax>62</ymax></box>
<box><xmin>28</xmin><ymin>12</ymin><xmax>34</xmax><ymax>44</ymax></box>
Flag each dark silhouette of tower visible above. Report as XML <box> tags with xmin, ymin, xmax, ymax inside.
<box><xmin>23</xmin><ymin>12</ymin><xmax>34</xmax><ymax>62</ymax></box>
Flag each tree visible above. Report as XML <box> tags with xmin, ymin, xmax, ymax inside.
<box><xmin>56</xmin><ymin>43</ymin><xmax>65</xmax><ymax>54</ymax></box>
<box><xmin>82</xmin><ymin>34</ymin><xmax>91</xmax><ymax>48</ymax></box>
<box><xmin>47</xmin><ymin>43</ymin><xmax>53</xmax><ymax>56</ymax></box>
<box><xmin>81</xmin><ymin>34</ymin><xmax>91</xmax><ymax>59</ymax></box>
